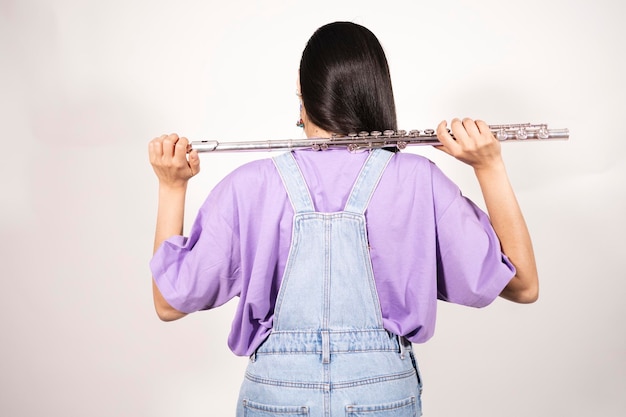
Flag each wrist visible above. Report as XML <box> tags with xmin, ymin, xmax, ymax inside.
<box><xmin>158</xmin><ymin>181</ymin><xmax>188</xmax><ymax>195</ymax></box>
<box><xmin>473</xmin><ymin>157</ymin><xmax>506</xmax><ymax>177</ymax></box>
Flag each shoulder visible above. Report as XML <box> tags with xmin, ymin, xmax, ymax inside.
<box><xmin>212</xmin><ymin>157</ymin><xmax>283</xmax><ymax>195</ymax></box>
<box><xmin>388</xmin><ymin>152</ymin><xmax>455</xmax><ymax>187</ymax></box>
<box><xmin>381</xmin><ymin>152</ymin><xmax>462</xmax><ymax>209</ymax></box>
<box><xmin>228</xmin><ymin>157</ymin><xmax>279</xmax><ymax>181</ymax></box>
<box><xmin>389</xmin><ymin>151</ymin><xmax>435</xmax><ymax>171</ymax></box>
<box><xmin>196</xmin><ymin>157</ymin><xmax>284</xmax><ymax>216</ymax></box>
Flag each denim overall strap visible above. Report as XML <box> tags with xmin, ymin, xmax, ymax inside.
<box><xmin>268</xmin><ymin>149</ymin><xmax>394</xmax><ymax>334</ymax></box>
<box><xmin>272</xmin><ymin>152</ymin><xmax>315</xmax><ymax>213</ymax></box>
<box><xmin>343</xmin><ymin>149</ymin><xmax>393</xmax><ymax>214</ymax></box>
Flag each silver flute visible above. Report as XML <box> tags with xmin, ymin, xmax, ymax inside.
<box><xmin>190</xmin><ymin>123</ymin><xmax>569</xmax><ymax>153</ymax></box>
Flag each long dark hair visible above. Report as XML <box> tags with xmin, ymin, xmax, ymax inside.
<box><xmin>299</xmin><ymin>22</ymin><xmax>397</xmax><ymax>135</ymax></box>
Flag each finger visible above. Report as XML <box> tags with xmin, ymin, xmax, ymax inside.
<box><xmin>475</xmin><ymin>119</ymin><xmax>491</xmax><ymax>136</ymax></box>
<box><xmin>148</xmin><ymin>137</ymin><xmax>165</xmax><ymax>163</ymax></box>
<box><xmin>436</xmin><ymin>120</ymin><xmax>452</xmax><ymax>143</ymax></box>
<box><xmin>435</xmin><ymin>120</ymin><xmax>458</xmax><ymax>154</ymax></box>
<box><xmin>162</xmin><ymin>133</ymin><xmax>180</xmax><ymax>158</ymax></box>
<box><xmin>450</xmin><ymin>118</ymin><xmax>469</xmax><ymax>143</ymax></box>
<box><xmin>173</xmin><ymin>137</ymin><xmax>190</xmax><ymax>165</ymax></box>
<box><xmin>462</xmin><ymin>118</ymin><xmax>481</xmax><ymax>139</ymax></box>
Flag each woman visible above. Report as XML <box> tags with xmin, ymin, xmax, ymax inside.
<box><xmin>149</xmin><ymin>22</ymin><xmax>537</xmax><ymax>417</ymax></box>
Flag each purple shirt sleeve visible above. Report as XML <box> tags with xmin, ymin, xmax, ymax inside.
<box><xmin>434</xmin><ymin>191</ymin><xmax>516</xmax><ymax>307</ymax></box>
<box><xmin>150</xmin><ymin>175</ymin><xmax>243</xmax><ymax>314</ymax></box>
<box><xmin>426</xmin><ymin>162</ymin><xmax>516</xmax><ymax>307</ymax></box>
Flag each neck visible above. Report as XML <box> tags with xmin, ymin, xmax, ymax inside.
<box><xmin>305</xmin><ymin>123</ymin><xmax>333</xmax><ymax>138</ymax></box>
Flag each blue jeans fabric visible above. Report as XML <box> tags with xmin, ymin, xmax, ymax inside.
<box><xmin>237</xmin><ymin>150</ymin><xmax>423</xmax><ymax>417</ymax></box>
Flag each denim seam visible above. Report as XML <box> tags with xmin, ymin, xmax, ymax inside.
<box><xmin>345</xmin><ymin>396</ymin><xmax>415</xmax><ymax>413</ymax></box>
<box><xmin>255</xmin><ymin>347</ymin><xmax>400</xmax><ymax>355</ymax></box>
<box><xmin>244</xmin><ymin>368</ymin><xmax>416</xmax><ymax>390</ymax></box>
<box><xmin>332</xmin><ymin>368</ymin><xmax>416</xmax><ymax>389</ymax></box>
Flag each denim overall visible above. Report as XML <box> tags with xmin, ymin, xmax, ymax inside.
<box><xmin>237</xmin><ymin>149</ymin><xmax>422</xmax><ymax>417</ymax></box>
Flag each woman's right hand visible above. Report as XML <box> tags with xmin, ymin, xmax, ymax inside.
<box><xmin>148</xmin><ymin>133</ymin><xmax>200</xmax><ymax>188</ymax></box>
<box><xmin>435</xmin><ymin>118</ymin><xmax>503</xmax><ymax>171</ymax></box>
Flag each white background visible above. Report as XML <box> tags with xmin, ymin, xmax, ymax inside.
<box><xmin>1</xmin><ymin>0</ymin><xmax>625</xmax><ymax>416</ymax></box>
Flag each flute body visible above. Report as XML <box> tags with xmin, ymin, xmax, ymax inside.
<box><xmin>191</xmin><ymin>123</ymin><xmax>569</xmax><ymax>153</ymax></box>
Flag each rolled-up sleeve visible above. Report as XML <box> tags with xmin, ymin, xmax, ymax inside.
<box><xmin>432</xmin><ymin>171</ymin><xmax>516</xmax><ymax>307</ymax></box>
<box><xmin>150</xmin><ymin>181</ymin><xmax>242</xmax><ymax>313</ymax></box>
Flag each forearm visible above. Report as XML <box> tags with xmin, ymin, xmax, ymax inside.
<box><xmin>152</xmin><ymin>184</ymin><xmax>189</xmax><ymax>321</ymax></box>
<box><xmin>474</xmin><ymin>160</ymin><xmax>539</xmax><ymax>303</ymax></box>
<box><xmin>153</xmin><ymin>184</ymin><xmax>187</xmax><ymax>253</ymax></box>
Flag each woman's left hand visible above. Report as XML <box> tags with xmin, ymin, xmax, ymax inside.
<box><xmin>148</xmin><ymin>133</ymin><xmax>200</xmax><ymax>188</ymax></box>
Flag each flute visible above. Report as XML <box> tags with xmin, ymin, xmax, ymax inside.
<box><xmin>190</xmin><ymin>123</ymin><xmax>569</xmax><ymax>153</ymax></box>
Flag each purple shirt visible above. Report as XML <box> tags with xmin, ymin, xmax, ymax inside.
<box><xmin>151</xmin><ymin>150</ymin><xmax>515</xmax><ymax>356</ymax></box>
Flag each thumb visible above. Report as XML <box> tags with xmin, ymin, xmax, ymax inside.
<box><xmin>433</xmin><ymin>144</ymin><xmax>453</xmax><ymax>156</ymax></box>
<box><xmin>189</xmin><ymin>150</ymin><xmax>201</xmax><ymax>176</ymax></box>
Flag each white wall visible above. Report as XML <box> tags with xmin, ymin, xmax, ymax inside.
<box><xmin>1</xmin><ymin>0</ymin><xmax>624</xmax><ymax>416</ymax></box>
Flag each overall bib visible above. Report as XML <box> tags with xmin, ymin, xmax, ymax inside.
<box><xmin>237</xmin><ymin>149</ymin><xmax>423</xmax><ymax>417</ymax></box>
